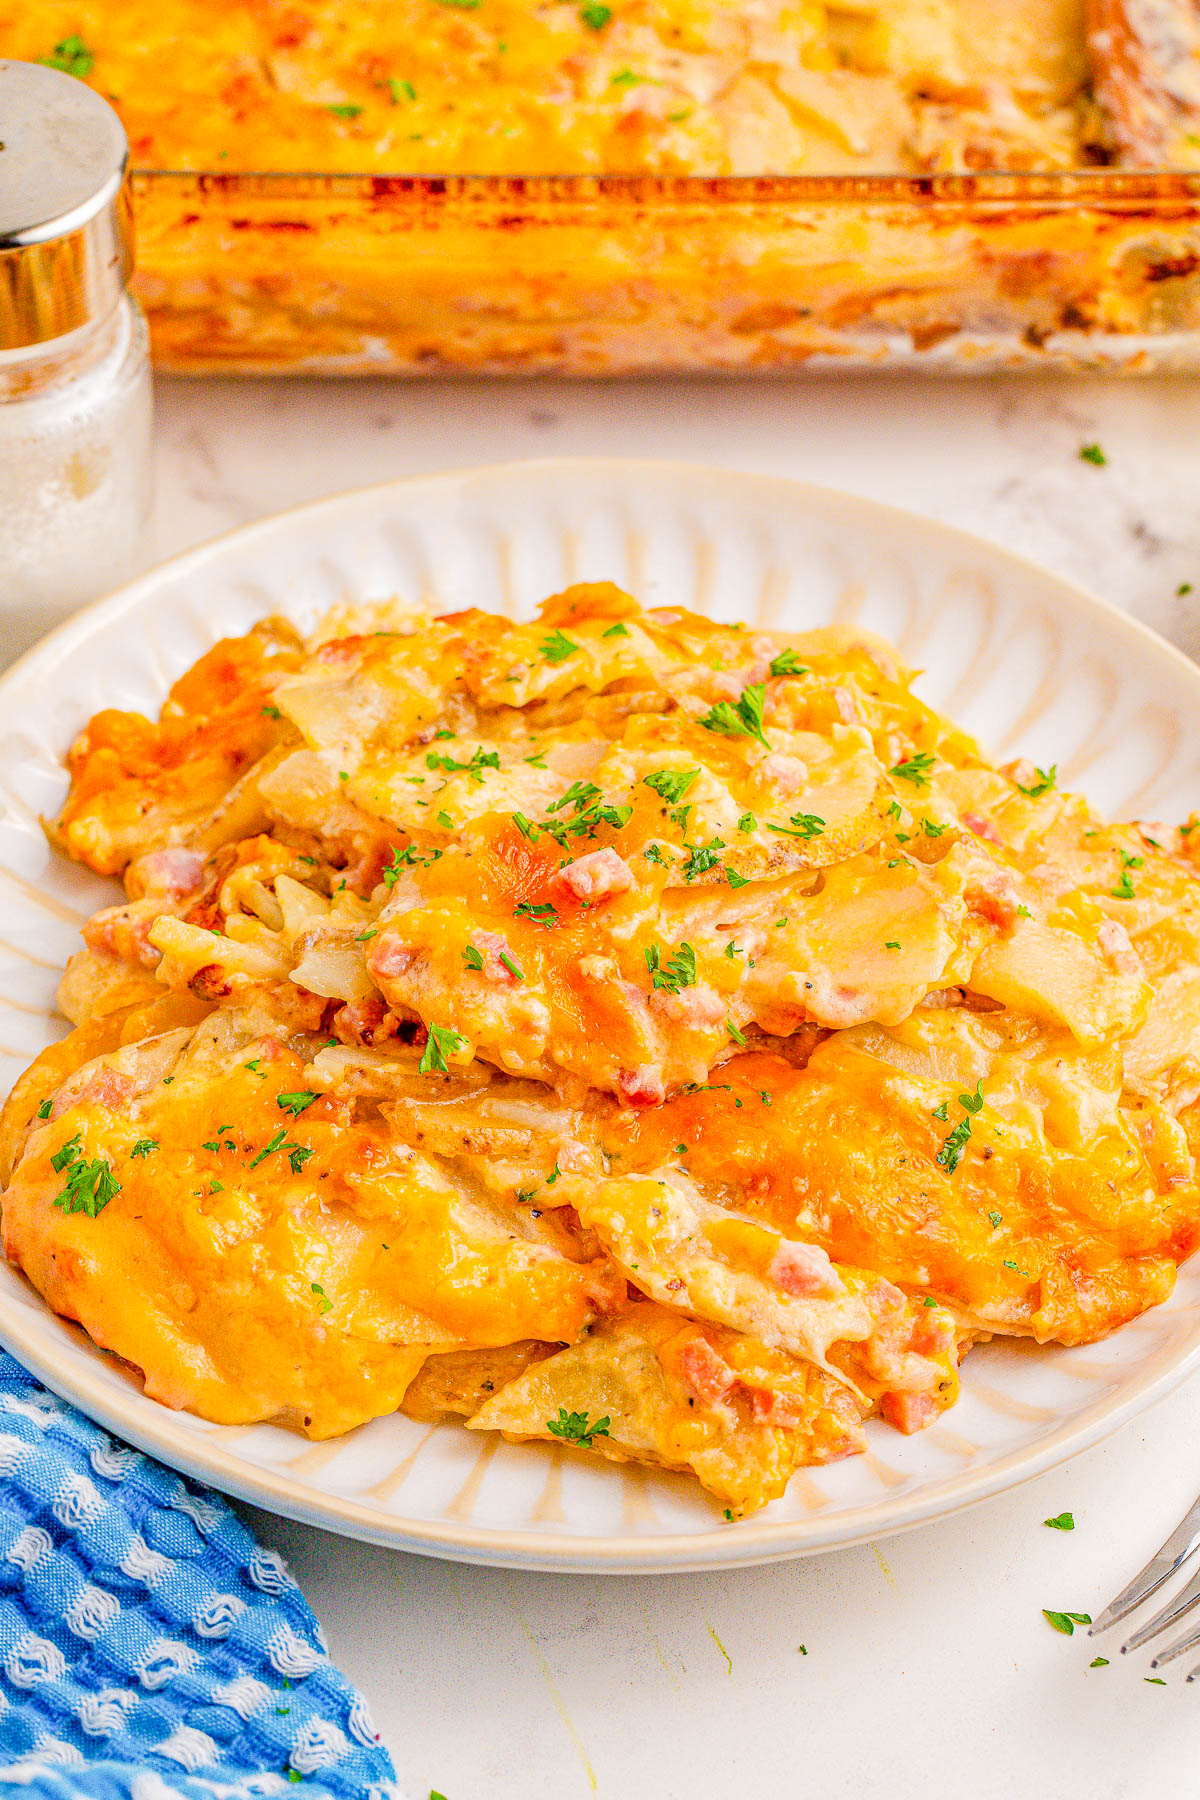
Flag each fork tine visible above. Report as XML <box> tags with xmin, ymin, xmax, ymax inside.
<box><xmin>1122</xmin><ymin>1562</ymin><xmax>1200</xmax><ymax>1655</ymax></box>
<box><xmin>1091</xmin><ymin>1492</ymin><xmax>1200</xmax><ymax>1634</ymax></box>
<box><xmin>1148</xmin><ymin>1613</ymin><xmax>1200</xmax><ymax>1669</ymax></box>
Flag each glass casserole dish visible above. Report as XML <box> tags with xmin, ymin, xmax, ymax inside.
<box><xmin>8</xmin><ymin>0</ymin><xmax>1200</xmax><ymax>373</ymax></box>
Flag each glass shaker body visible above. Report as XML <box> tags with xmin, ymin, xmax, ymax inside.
<box><xmin>0</xmin><ymin>291</ymin><xmax>153</xmax><ymax>659</ymax></box>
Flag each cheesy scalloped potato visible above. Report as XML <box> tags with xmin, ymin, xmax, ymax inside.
<box><xmin>5</xmin><ymin>584</ymin><xmax>1200</xmax><ymax>1515</ymax></box>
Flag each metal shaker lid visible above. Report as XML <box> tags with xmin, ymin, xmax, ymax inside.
<box><xmin>0</xmin><ymin>58</ymin><xmax>133</xmax><ymax>350</ymax></box>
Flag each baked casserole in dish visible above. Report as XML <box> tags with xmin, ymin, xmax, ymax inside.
<box><xmin>6</xmin><ymin>583</ymin><xmax>1200</xmax><ymax>1515</ymax></box>
<box><xmin>5</xmin><ymin>1</ymin><xmax>1200</xmax><ymax>372</ymax></box>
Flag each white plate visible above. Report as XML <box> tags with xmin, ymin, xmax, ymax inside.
<box><xmin>2</xmin><ymin>458</ymin><xmax>1199</xmax><ymax>1574</ymax></box>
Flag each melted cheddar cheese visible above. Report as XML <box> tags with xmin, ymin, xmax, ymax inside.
<box><xmin>5</xmin><ymin>583</ymin><xmax>1200</xmax><ymax>1512</ymax></box>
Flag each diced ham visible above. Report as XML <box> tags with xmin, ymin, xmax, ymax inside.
<box><xmin>332</xmin><ymin>995</ymin><xmax>400</xmax><ymax>1047</ymax></box>
<box><xmin>469</xmin><ymin>929</ymin><xmax>524</xmax><ymax>984</ymax></box>
<box><xmin>832</xmin><ymin>686</ymin><xmax>858</xmax><ymax>724</ymax></box>
<box><xmin>769</xmin><ymin>1239</ymin><xmax>844</xmax><ymax>1300</ymax></box>
<box><xmin>1097</xmin><ymin>918</ymin><xmax>1144</xmax><ymax>979</ymax></box>
<box><xmin>618</xmin><ymin>1064</ymin><xmax>666</xmax><ymax>1108</ymax></box>
<box><xmin>125</xmin><ymin>847</ymin><xmax>206</xmax><ymax>901</ymax></box>
<box><xmin>963</xmin><ymin>860</ymin><xmax>1021</xmax><ymax>931</ymax></box>
<box><xmin>650</xmin><ymin>985</ymin><xmax>726</xmax><ymax>1027</ymax></box>
<box><xmin>879</xmin><ymin>1390</ymin><xmax>941</xmax><ymax>1434</ymax></box>
<box><xmin>77</xmin><ymin>1068</ymin><xmax>133</xmax><ymax>1113</ymax></box>
<box><xmin>1000</xmin><ymin>757</ymin><xmax>1038</xmax><ymax>791</ymax></box>
<box><xmin>552</xmin><ymin>847</ymin><xmax>634</xmax><ymax>904</ymax></box>
<box><xmin>962</xmin><ymin>811</ymin><xmax>1004</xmax><ymax>847</ymax></box>
<box><xmin>909</xmin><ymin>1308</ymin><xmax>956</xmax><ymax>1358</ymax></box>
<box><xmin>368</xmin><ymin>935</ymin><xmax>416</xmax><ymax>980</ymax></box>
<box><xmin>83</xmin><ymin>906</ymin><xmax>159</xmax><ymax>969</ymax></box>
<box><xmin>758</xmin><ymin>753</ymin><xmax>810</xmax><ymax>797</ymax></box>
<box><xmin>676</xmin><ymin>1337</ymin><xmax>736</xmax><ymax>1407</ymax></box>
<box><xmin>745</xmin><ymin>1386</ymin><xmax>807</xmax><ymax>1428</ymax></box>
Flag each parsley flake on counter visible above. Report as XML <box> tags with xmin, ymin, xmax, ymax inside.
<box><xmin>310</xmin><ymin>1282</ymin><xmax>333</xmax><ymax>1314</ymax></box>
<box><xmin>1145</xmin><ymin>1677</ymin><xmax>1166</xmax><ymax>1685</ymax></box>
<box><xmin>547</xmin><ymin>1407</ymin><xmax>610</xmax><ymax>1447</ymax></box>
<box><xmin>769</xmin><ymin>649</ymin><xmax>809</xmax><ymax>678</ymax></box>
<box><xmin>540</xmin><ymin>628</ymin><xmax>580</xmax><ymax>665</ymax></box>
<box><xmin>40</xmin><ymin>34</ymin><xmax>94</xmax><ymax>77</ymax></box>
<box><xmin>889</xmin><ymin>751</ymin><xmax>936</xmax><ymax>788</ymax></box>
<box><xmin>1179</xmin><ymin>582</ymin><xmax>1193</xmax><ymax>597</ymax></box>
<box><xmin>644</xmin><ymin>768</ymin><xmax>699</xmax><ymax>806</ymax></box>
<box><xmin>645</xmin><ymin>941</ymin><xmax>696</xmax><ymax>994</ymax></box>
<box><xmin>52</xmin><ymin>1140</ymin><xmax>120</xmax><ymax>1219</ymax></box>
<box><xmin>1079</xmin><ymin>443</ymin><xmax>1107</xmax><ymax>466</ymax></box>
<box><xmin>277</xmin><ymin>1091</ymin><xmax>318</xmax><ymax>1117</ymax></box>
<box><xmin>1089</xmin><ymin>1656</ymin><xmax>1109</xmax><ymax>1668</ymax></box>
<box><xmin>463</xmin><ymin>945</ymin><xmax>485</xmax><ymax>971</ymax></box>
<box><xmin>420</xmin><ymin>1022</ymin><xmax>467</xmax><ymax>1075</ymax></box>
<box><xmin>698</xmin><ymin>683</ymin><xmax>770</xmax><ymax>750</ymax></box>
<box><xmin>1042</xmin><ymin>1609</ymin><xmax>1091</xmax><ymax>1635</ymax></box>
<box><xmin>1043</xmin><ymin>1512</ymin><xmax>1075</xmax><ymax>1531</ymax></box>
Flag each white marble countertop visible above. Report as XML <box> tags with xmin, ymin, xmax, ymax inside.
<box><xmin>148</xmin><ymin>371</ymin><xmax>1200</xmax><ymax>1800</ymax></box>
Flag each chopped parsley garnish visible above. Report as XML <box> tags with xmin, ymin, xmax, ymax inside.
<box><xmin>932</xmin><ymin>1102</ymin><xmax>949</xmax><ymax>1122</ymax></box>
<box><xmin>768</xmin><ymin>649</ymin><xmax>809</xmax><ymax>678</ymax></box>
<box><xmin>1079</xmin><ymin>443</ymin><xmax>1106</xmax><ymax>466</ymax></box>
<box><xmin>310</xmin><ymin>1282</ymin><xmax>332</xmax><ymax>1314</ymax></box>
<box><xmin>1017</xmin><ymin>765</ymin><xmax>1057</xmax><ymax>798</ymax></box>
<box><xmin>580</xmin><ymin>0</ymin><xmax>612</xmax><ymax>24</ymax></box>
<box><xmin>540</xmin><ymin>628</ymin><xmax>580</xmax><ymax>665</ymax></box>
<box><xmin>644</xmin><ymin>844</ymin><xmax>668</xmax><ymax>865</ymax></box>
<box><xmin>389</xmin><ymin>77</ymin><xmax>417</xmax><ymax>103</ymax></box>
<box><xmin>498</xmin><ymin>951</ymin><xmax>524</xmax><ymax>982</ymax></box>
<box><xmin>419</xmin><ymin>1022</ymin><xmax>467</xmax><ymax>1075</ymax></box>
<box><xmin>1043</xmin><ymin>1609</ymin><xmax>1091</xmax><ymax>1635</ymax></box>
<box><xmin>1043</xmin><ymin>1512</ymin><xmax>1075</xmax><ymax>1531</ymax></box>
<box><xmin>261</xmin><ymin>704</ymin><xmax>282</xmax><ymax>719</ymax></box>
<box><xmin>514</xmin><ymin>900</ymin><xmax>559</xmax><ymax>928</ymax></box>
<box><xmin>277</xmin><ymin>1091</ymin><xmax>318</xmax><ymax>1117</ymax></box>
<box><xmin>355</xmin><ymin>929</ymin><xmax>378</xmax><ymax>942</ymax></box>
<box><xmin>884</xmin><ymin>940</ymin><xmax>900</xmax><ymax>951</ymax></box>
<box><xmin>645</xmin><ymin>941</ymin><xmax>696</xmax><ymax>994</ymax></box>
<box><xmin>737</xmin><ymin>812</ymin><xmax>757</xmax><ymax>833</ymax></box>
<box><xmin>889</xmin><ymin>751</ymin><xmax>936</xmax><ymax>788</ymax></box>
<box><xmin>887</xmin><ymin>800</ymin><xmax>902</xmax><ymax>821</ymax></box>
<box><xmin>726</xmin><ymin>1019</ymin><xmax>747</xmax><ymax>1045</ymax></box>
<box><xmin>726</xmin><ymin>867</ymin><xmax>750</xmax><ymax>889</ymax></box>
<box><xmin>644</xmin><ymin>768</ymin><xmax>700</xmax><ymax>806</ymax></box>
<box><xmin>683</xmin><ymin>837</ymin><xmax>725</xmax><ymax>881</ymax></box>
<box><xmin>987</xmin><ymin>1209</ymin><xmax>1003</xmax><ymax>1229</ymax></box>
<box><xmin>602</xmin><ymin>620</ymin><xmax>629</xmax><ymax>637</ymax></box>
<box><xmin>766</xmin><ymin>813</ymin><xmax>825</xmax><ymax>840</ymax></box>
<box><xmin>1016</xmin><ymin>903</ymin><xmax>1033</xmax><ymax>919</ymax></box>
<box><xmin>936</xmin><ymin>1080</ymin><xmax>984</xmax><ymax>1174</ymax></box>
<box><xmin>610</xmin><ymin>67</ymin><xmax>643</xmax><ymax>86</ymax></box>
<box><xmin>426</xmin><ymin>746</ymin><xmax>500</xmax><ymax>784</ymax></box>
<box><xmin>250</xmin><ymin>1129</ymin><xmax>293</xmax><ymax>1169</ymax></box>
<box><xmin>434</xmin><ymin>0</ymin><xmax>481</xmax><ymax>8</ymax></box>
<box><xmin>512</xmin><ymin>812</ymin><xmax>538</xmax><ymax>840</ymax></box>
<box><xmin>547</xmin><ymin>1408</ymin><xmax>610</xmax><ymax>1448</ymax></box>
<box><xmin>463</xmin><ymin>945</ymin><xmax>485</xmax><ymax>970</ymax></box>
<box><xmin>327</xmin><ymin>104</ymin><xmax>363</xmax><ymax>119</ymax></box>
<box><xmin>36</xmin><ymin>1100</ymin><xmax>53</xmax><ymax>1120</ymax></box>
<box><xmin>51</xmin><ymin>1139</ymin><xmax>120</xmax><ymax>1218</ymax></box>
<box><xmin>549</xmin><ymin>780</ymin><xmax>601</xmax><ymax>816</ymax></box>
<box><xmin>40</xmin><ymin>34</ymin><xmax>94</xmax><ymax>77</ymax></box>
<box><xmin>436</xmin><ymin>810</ymin><xmax>453</xmax><ymax>828</ymax></box>
<box><xmin>922</xmin><ymin>819</ymin><xmax>948</xmax><ymax>838</ymax></box>
<box><xmin>1111</xmin><ymin>862</ymin><xmax>1137</xmax><ymax>900</ymax></box>
<box><xmin>698</xmin><ymin>683</ymin><xmax>770</xmax><ymax>750</ymax></box>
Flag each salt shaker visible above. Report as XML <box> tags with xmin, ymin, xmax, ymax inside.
<box><xmin>0</xmin><ymin>59</ymin><xmax>153</xmax><ymax>662</ymax></box>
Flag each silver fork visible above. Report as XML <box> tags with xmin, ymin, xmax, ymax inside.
<box><xmin>1091</xmin><ymin>1493</ymin><xmax>1200</xmax><ymax>1674</ymax></box>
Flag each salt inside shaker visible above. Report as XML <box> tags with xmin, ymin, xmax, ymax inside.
<box><xmin>0</xmin><ymin>58</ymin><xmax>153</xmax><ymax>662</ymax></box>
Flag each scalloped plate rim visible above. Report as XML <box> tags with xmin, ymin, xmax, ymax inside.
<box><xmin>1</xmin><ymin>456</ymin><xmax>1199</xmax><ymax>1572</ymax></box>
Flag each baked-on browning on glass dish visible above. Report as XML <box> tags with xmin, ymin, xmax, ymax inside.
<box><xmin>5</xmin><ymin>583</ymin><xmax>1200</xmax><ymax>1517</ymax></box>
<box><xmin>6</xmin><ymin>1</ymin><xmax>1200</xmax><ymax>372</ymax></box>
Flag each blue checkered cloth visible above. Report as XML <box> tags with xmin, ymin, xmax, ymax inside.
<box><xmin>0</xmin><ymin>1352</ymin><xmax>401</xmax><ymax>1799</ymax></box>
